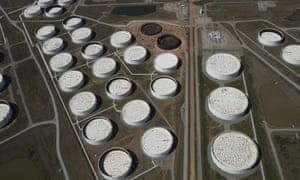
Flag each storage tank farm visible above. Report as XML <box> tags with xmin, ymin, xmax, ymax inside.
<box><xmin>99</xmin><ymin>147</ymin><xmax>135</xmax><ymax>179</ymax></box>
<box><xmin>69</xmin><ymin>91</ymin><xmax>98</xmax><ymax>116</ymax></box>
<box><xmin>23</xmin><ymin>5</ymin><xmax>42</xmax><ymax>18</ymax></box>
<box><xmin>42</xmin><ymin>37</ymin><xmax>64</xmax><ymax>55</ymax></box>
<box><xmin>49</xmin><ymin>52</ymin><xmax>74</xmax><ymax>72</ymax></box>
<box><xmin>81</xmin><ymin>42</ymin><xmax>105</xmax><ymax>60</ymax></box>
<box><xmin>58</xmin><ymin>70</ymin><xmax>85</xmax><ymax>92</ymax></box>
<box><xmin>35</xmin><ymin>25</ymin><xmax>57</xmax><ymax>40</ymax></box>
<box><xmin>92</xmin><ymin>57</ymin><xmax>117</xmax><ymax>78</ymax></box>
<box><xmin>154</xmin><ymin>53</ymin><xmax>179</xmax><ymax>73</ymax></box>
<box><xmin>150</xmin><ymin>76</ymin><xmax>178</xmax><ymax>99</ymax></box>
<box><xmin>83</xmin><ymin>117</ymin><xmax>114</xmax><ymax>145</ymax></box>
<box><xmin>63</xmin><ymin>16</ymin><xmax>84</xmax><ymax>30</ymax></box>
<box><xmin>210</xmin><ymin>131</ymin><xmax>260</xmax><ymax>176</ymax></box>
<box><xmin>121</xmin><ymin>99</ymin><xmax>152</xmax><ymax>126</ymax></box>
<box><xmin>141</xmin><ymin>127</ymin><xmax>175</xmax><ymax>158</ymax></box>
<box><xmin>123</xmin><ymin>45</ymin><xmax>148</xmax><ymax>65</ymax></box>
<box><xmin>207</xmin><ymin>86</ymin><xmax>250</xmax><ymax>122</ymax></box>
<box><xmin>110</xmin><ymin>31</ymin><xmax>133</xmax><ymax>48</ymax></box>
<box><xmin>105</xmin><ymin>77</ymin><xmax>134</xmax><ymax>100</ymax></box>
<box><xmin>205</xmin><ymin>53</ymin><xmax>242</xmax><ymax>81</ymax></box>
<box><xmin>45</xmin><ymin>5</ymin><xmax>65</xmax><ymax>18</ymax></box>
<box><xmin>258</xmin><ymin>28</ymin><xmax>284</xmax><ymax>46</ymax></box>
<box><xmin>71</xmin><ymin>27</ymin><xmax>93</xmax><ymax>44</ymax></box>
<box><xmin>281</xmin><ymin>44</ymin><xmax>300</xmax><ymax>65</ymax></box>
<box><xmin>0</xmin><ymin>100</ymin><xmax>13</xmax><ymax>128</ymax></box>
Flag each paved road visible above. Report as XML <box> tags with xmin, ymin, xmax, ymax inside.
<box><xmin>188</xmin><ymin>1</ymin><xmax>196</xmax><ymax>180</ymax></box>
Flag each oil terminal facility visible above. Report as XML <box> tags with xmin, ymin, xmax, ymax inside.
<box><xmin>1</xmin><ymin>1</ymin><xmax>299</xmax><ymax>180</ymax></box>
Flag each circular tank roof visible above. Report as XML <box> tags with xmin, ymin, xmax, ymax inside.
<box><xmin>210</xmin><ymin>131</ymin><xmax>260</xmax><ymax>175</ymax></box>
<box><xmin>0</xmin><ymin>101</ymin><xmax>13</xmax><ymax>128</ymax></box>
<box><xmin>49</xmin><ymin>52</ymin><xmax>74</xmax><ymax>72</ymax></box>
<box><xmin>206</xmin><ymin>53</ymin><xmax>242</xmax><ymax>81</ymax></box>
<box><xmin>154</xmin><ymin>53</ymin><xmax>179</xmax><ymax>73</ymax></box>
<box><xmin>42</xmin><ymin>37</ymin><xmax>64</xmax><ymax>55</ymax></box>
<box><xmin>150</xmin><ymin>76</ymin><xmax>178</xmax><ymax>99</ymax></box>
<box><xmin>258</xmin><ymin>28</ymin><xmax>284</xmax><ymax>46</ymax></box>
<box><xmin>282</xmin><ymin>44</ymin><xmax>300</xmax><ymax>65</ymax></box>
<box><xmin>99</xmin><ymin>148</ymin><xmax>134</xmax><ymax>179</ymax></box>
<box><xmin>207</xmin><ymin>87</ymin><xmax>250</xmax><ymax>121</ymax></box>
<box><xmin>24</xmin><ymin>5</ymin><xmax>42</xmax><ymax>18</ymax></box>
<box><xmin>92</xmin><ymin>57</ymin><xmax>117</xmax><ymax>78</ymax></box>
<box><xmin>45</xmin><ymin>5</ymin><xmax>65</xmax><ymax>18</ymax></box>
<box><xmin>63</xmin><ymin>16</ymin><xmax>83</xmax><ymax>30</ymax></box>
<box><xmin>123</xmin><ymin>45</ymin><xmax>148</xmax><ymax>65</ymax></box>
<box><xmin>71</xmin><ymin>27</ymin><xmax>93</xmax><ymax>44</ymax></box>
<box><xmin>81</xmin><ymin>42</ymin><xmax>105</xmax><ymax>60</ymax></box>
<box><xmin>121</xmin><ymin>99</ymin><xmax>151</xmax><ymax>126</ymax></box>
<box><xmin>142</xmin><ymin>127</ymin><xmax>174</xmax><ymax>158</ymax></box>
<box><xmin>105</xmin><ymin>77</ymin><xmax>134</xmax><ymax>100</ymax></box>
<box><xmin>57</xmin><ymin>0</ymin><xmax>75</xmax><ymax>6</ymax></box>
<box><xmin>83</xmin><ymin>117</ymin><xmax>113</xmax><ymax>145</ymax></box>
<box><xmin>35</xmin><ymin>25</ymin><xmax>56</xmax><ymax>40</ymax></box>
<box><xmin>141</xmin><ymin>23</ymin><xmax>162</xmax><ymax>36</ymax></box>
<box><xmin>110</xmin><ymin>31</ymin><xmax>133</xmax><ymax>48</ymax></box>
<box><xmin>58</xmin><ymin>70</ymin><xmax>85</xmax><ymax>92</ymax></box>
<box><xmin>37</xmin><ymin>0</ymin><xmax>55</xmax><ymax>7</ymax></box>
<box><xmin>157</xmin><ymin>34</ymin><xmax>181</xmax><ymax>50</ymax></box>
<box><xmin>69</xmin><ymin>91</ymin><xmax>98</xmax><ymax>116</ymax></box>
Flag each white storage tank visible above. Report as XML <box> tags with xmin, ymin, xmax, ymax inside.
<box><xmin>42</xmin><ymin>37</ymin><xmax>64</xmax><ymax>55</ymax></box>
<box><xmin>141</xmin><ymin>127</ymin><xmax>175</xmax><ymax>158</ymax></box>
<box><xmin>58</xmin><ymin>70</ymin><xmax>85</xmax><ymax>92</ymax></box>
<box><xmin>258</xmin><ymin>28</ymin><xmax>284</xmax><ymax>46</ymax></box>
<box><xmin>150</xmin><ymin>76</ymin><xmax>178</xmax><ymax>99</ymax></box>
<box><xmin>92</xmin><ymin>57</ymin><xmax>117</xmax><ymax>78</ymax></box>
<box><xmin>207</xmin><ymin>87</ymin><xmax>250</xmax><ymax>121</ymax></box>
<box><xmin>49</xmin><ymin>52</ymin><xmax>74</xmax><ymax>72</ymax></box>
<box><xmin>105</xmin><ymin>77</ymin><xmax>134</xmax><ymax>100</ymax></box>
<box><xmin>83</xmin><ymin>117</ymin><xmax>114</xmax><ymax>145</ymax></box>
<box><xmin>154</xmin><ymin>53</ymin><xmax>179</xmax><ymax>73</ymax></box>
<box><xmin>99</xmin><ymin>147</ymin><xmax>135</xmax><ymax>179</ymax></box>
<box><xmin>63</xmin><ymin>16</ymin><xmax>84</xmax><ymax>30</ymax></box>
<box><xmin>110</xmin><ymin>31</ymin><xmax>133</xmax><ymax>49</ymax></box>
<box><xmin>210</xmin><ymin>131</ymin><xmax>260</xmax><ymax>175</ymax></box>
<box><xmin>57</xmin><ymin>0</ymin><xmax>75</xmax><ymax>6</ymax></box>
<box><xmin>45</xmin><ymin>5</ymin><xmax>65</xmax><ymax>18</ymax></box>
<box><xmin>71</xmin><ymin>27</ymin><xmax>93</xmax><ymax>44</ymax></box>
<box><xmin>69</xmin><ymin>91</ymin><xmax>98</xmax><ymax>116</ymax></box>
<box><xmin>123</xmin><ymin>45</ymin><xmax>148</xmax><ymax>65</ymax></box>
<box><xmin>23</xmin><ymin>5</ymin><xmax>42</xmax><ymax>18</ymax></box>
<box><xmin>0</xmin><ymin>100</ymin><xmax>13</xmax><ymax>128</ymax></box>
<box><xmin>0</xmin><ymin>73</ymin><xmax>6</xmax><ymax>91</ymax></box>
<box><xmin>35</xmin><ymin>25</ymin><xmax>56</xmax><ymax>40</ymax></box>
<box><xmin>81</xmin><ymin>42</ymin><xmax>105</xmax><ymax>60</ymax></box>
<box><xmin>37</xmin><ymin>0</ymin><xmax>55</xmax><ymax>7</ymax></box>
<box><xmin>281</xmin><ymin>44</ymin><xmax>300</xmax><ymax>65</ymax></box>
<box><xmin>205</xmin><ymin>53</ymin><xmax>242</xmax><ymax>81</ymax></box>
<box><xmin>121</xmin><ymin>99</ymin><xmax>152</xmax><ymax>126</ymax></box>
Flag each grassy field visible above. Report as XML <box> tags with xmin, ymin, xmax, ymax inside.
<box><xmin>0</xmin><ymin>125</ymin><xmax>64</xmax><ymax>180</ymax></box>
<box><xmin>272</xmin><ymin>131</ymin><xmax>300</xmax><ymax>180</ymax></box>
<box><xmin>16</xmin><ymin>60</ymin><xmax>54</xmax><ymax>123</ymax></box>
